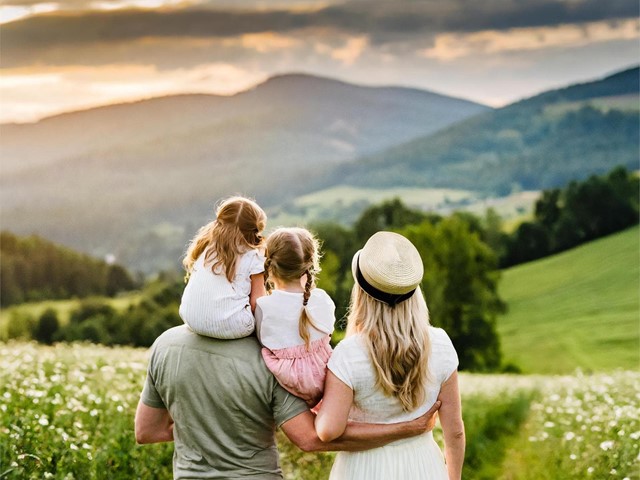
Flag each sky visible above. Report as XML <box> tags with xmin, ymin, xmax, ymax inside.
<box><xmin>1</xmin><ymin>0</ymin><xmax>638</xmax><ymax>123</ymax></box>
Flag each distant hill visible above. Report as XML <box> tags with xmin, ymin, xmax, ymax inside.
<box><xmin>327</xmin><ymin>66</ymin><xmax>640</xmax><ymax>195</ymax></box>
<box><xmin>0</xmin><ymin>73</ymin><xmax>488</xmax><ymax>272</ymax></box>
<box><xmin>497</xmin><ymin>226</ymin><xmax>639</xmax><ymax>374</ymax></box>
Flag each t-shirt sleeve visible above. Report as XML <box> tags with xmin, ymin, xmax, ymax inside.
<box><xmin>432</xmin><ymin>328</ymin><xmax>459</xmax><ymax>384</ymax></box>
<box><xmin>316</xmin><ymin>289</ymin><xmax>336</xmax><ymax>334</ymax></box>
<box><xmin>272</xmin><ymin>381</ymin><xmax>309</xmax><ymax>428</ymax></box>
<box><xmin>248</xmin><ymin>250</ymin><xmax>266</xmax><ymax>276</ymax></box>
<box><xmin>140</xmin><ymin>352</ymin><xmax>166</xmax><ymax>408</ymax></box>
<box><xmin>327</xmin><ymin>339</ymin><xmax>353</xmax><ymax>389</ymax></box>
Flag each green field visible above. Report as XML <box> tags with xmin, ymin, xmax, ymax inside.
<box><xmin>0</xmin><ymin>293</ymin><xmax>142</xmax><ymax>341</ymax></box>
<box><xmin>266</xmin><ymin>184</ymin><xmax>537</xmax><ymax>229</ymax></box>
<box><xmin>498</xmin><ymin>226</ymin><xmax>640</xmax><ymax>374</ymax></box>
<box><xmin>2</xmin><ymin>342</ymin><xmax>637</xmax><ymax>479</ymax></box>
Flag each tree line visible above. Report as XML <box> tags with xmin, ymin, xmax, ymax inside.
<box><xmin>503</xmin><ymin>166</ymin><xmax>639</xmax><ymax>266</ymax></box>
<box><xmin>0</xmin><ymin>232</ymin><xmax>138</xmax><ymax>307</ymax></box>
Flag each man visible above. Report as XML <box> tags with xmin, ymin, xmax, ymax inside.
<box><xmin>135</xmin><ymin>325</ymin><xmax>440</xmax><ymax>479</ymax></box>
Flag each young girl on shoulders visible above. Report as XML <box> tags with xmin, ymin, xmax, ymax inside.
<box><xmin>256</xmin><ymin>227</ymin><xmax>336</xmax><ymax>408</ymax></box>
<box><xmin>179</xmin><ymin>196</ymin><xmax>267</xmax><ymax>339</ymax></box>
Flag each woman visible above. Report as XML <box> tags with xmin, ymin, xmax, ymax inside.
<box><xmin>315</xmin><ymin>231</ymin><xmax>465</xmax><ymax>480</ymax></box>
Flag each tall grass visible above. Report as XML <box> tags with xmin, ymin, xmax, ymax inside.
<box><xmin>498</xmin><ymin>226</ymin><xmax>640</xmax><ymax>374</ymax></box>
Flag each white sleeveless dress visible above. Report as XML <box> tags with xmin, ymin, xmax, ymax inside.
<box><xmin>327</xmin><ymin>327</ymin><xmax>459</xmax><ymax>480</ymax></box>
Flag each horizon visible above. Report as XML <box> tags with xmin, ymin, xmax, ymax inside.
<box><xmin>2</xmin><ymin>0</ymin><xmax>638</xmax><ymax>123</ymax></box>
<box><xmin>3</xmin><ymin>63</ymin><xmax>638</xmax><ymax>126</ymax></box>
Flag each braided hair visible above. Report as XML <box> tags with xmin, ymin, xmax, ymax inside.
<box><xmin>263</xmin><ymin>227</ymin><xmax>322</xmax><ymax>348</ymax></box>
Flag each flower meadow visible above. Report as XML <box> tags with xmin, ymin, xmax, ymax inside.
<box><xmin>1</xmin><ymin>342</ymin><xmax>638</xmax><ymax>480</ymax></box>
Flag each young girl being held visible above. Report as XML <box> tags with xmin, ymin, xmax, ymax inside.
<box><xmin>256</xmin><ymin>227</ymin><xmax>335</xmax><ymax>408</ymax></box>
<box><xmin>179</xmin><ymin>196</ymin><xmax>267</xmax><ymax>339</ymax></box>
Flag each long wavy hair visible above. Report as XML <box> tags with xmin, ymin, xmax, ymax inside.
<box><xmin>183</xmin><ymin>196</ymin><xmax>266</xmax><ymax>281</ymax></box>
<box><xmin>264</xmin><ymin>227</ymin><xmax>322</xmax><ymax>348</ymax></box>
<box><xmin>346</xmin><ymin>285</ymin><xmax>431</xmax><ymax>411</ymax></box>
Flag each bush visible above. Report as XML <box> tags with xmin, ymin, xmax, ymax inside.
<box><xmin>34</xmin><ymin>309</ymin><xmax>59</xmax><ymax>345</ymax></box>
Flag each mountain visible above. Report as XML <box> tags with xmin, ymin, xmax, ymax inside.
<box><xmin>326</xmin><ymin>66</ymin><xmax>640</xmax><ymax>195</ymax></box>
<box><xmin>0</xmin><ymin>73</ymin><xmax>488</xmax><ymax>272</ymax></box>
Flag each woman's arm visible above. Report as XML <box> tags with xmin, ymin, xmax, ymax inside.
<box><xmin>314</xmin><ymin>370</ymin><xmax>353</xmax><ymax>442</ymax></box>
<box><xmin>438</xmin><ymin>370</ymin><xmax>465</xmax><ymax>480</ymax></box>
<box><xmin>249</xmin><ymin>273</ymin><xmax>266</xmax><ymax>313</ymax></box>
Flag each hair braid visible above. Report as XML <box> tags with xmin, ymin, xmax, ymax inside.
<box><xmin>264</xmin><ymin>257</ymin><xmax>273</xmax><ymax>293</ymax></box>
<box><xmin>302</xmin><ymin>269</ymin><xmax>312</xmax><ymax>306</ymax></box>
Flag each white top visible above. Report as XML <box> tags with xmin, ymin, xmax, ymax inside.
<box><xmin>256</xmin><ymin>288</ymin><xmax>336</xmax><ymax>350</ymax></box>
<box><xmin>328</xmin><ymin>327</ymin><xmax>458</xmax><ymax>424</ymax></box>
<box><xmin>179</xmin><ymin>248</ymin><xmax>265</xmax><ymax>337</ymax></box>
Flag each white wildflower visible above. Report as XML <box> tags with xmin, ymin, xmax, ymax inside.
<box><xmin>600</xmin><ymin>440</ymin><xmax>614</xmax><ymax>451</ymax></box>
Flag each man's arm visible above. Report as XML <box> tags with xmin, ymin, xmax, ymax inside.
<box><xmin>135</xmin><ymin>400</ymin><xmax>174</xmax><ymax>444</ymax></box>
<box><xmin>281</xmin><ymin>401</ymin><xmax>441</xmax><ymax>452</ymax></box>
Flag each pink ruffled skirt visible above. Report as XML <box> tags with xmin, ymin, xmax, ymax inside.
<box><xmin>262</xmin><ymin>336</ymin><xmax>332</xmax><ymax>407</ymax></box>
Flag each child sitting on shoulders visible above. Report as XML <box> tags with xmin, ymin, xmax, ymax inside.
<box><xmin>179</xmin><ymin>196</ymin><xmax>267</xmax><ymax>339</ymax></box>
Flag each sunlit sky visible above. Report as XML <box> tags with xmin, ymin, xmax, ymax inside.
<box><xmin>1</xmin><ymin>0</ymin><xmax>638</xmax><ymax>123</ymax></box>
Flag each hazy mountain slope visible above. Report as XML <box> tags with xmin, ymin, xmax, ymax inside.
<box><xmin>328</xmin><ymin>67</ymin><xmax>639</xmax><ymax>195</ymax></box>
<box><xmin>0</xmin><ymin>74</ymin><xmax>488</xmax><ymax>272</ymax></box>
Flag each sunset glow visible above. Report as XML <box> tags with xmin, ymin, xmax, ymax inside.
<box><xmin>1</xmin><ymin>0</ymin><xmax>638</xmax><ymax>123</ymax></box>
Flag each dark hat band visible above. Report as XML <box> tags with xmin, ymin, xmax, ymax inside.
<box><xmin>356</xmin><ymin>256</ymin><xmax>416</xmax><ymax>307</ymax></box>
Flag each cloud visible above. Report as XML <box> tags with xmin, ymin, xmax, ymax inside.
<box><xmin>2</xmin><ymin>0</ymin><xmax>638</xmax><ymax>66</ymax></box>
<box><xmin>422</xmin><ymin>18</ymin><xmax>640</xmax><ymax>60</ymax></box>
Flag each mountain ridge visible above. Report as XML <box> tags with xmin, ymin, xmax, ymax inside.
<box><xmin>325</xmin><ymin>66</ymin><xmax>639</xmax><ymax>195</ymax></box>
<box><xmin>1</xmin><ymin>72</ymin><xmax>490</xmax><ymax>273</ymax></box>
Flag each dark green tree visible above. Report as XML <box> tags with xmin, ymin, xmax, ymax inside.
<box><xmin>34</xmin><ymin>308</ymin><xmax>59</xmax><ymax>345</ymax></box>
<box><xmin>402</xmin><ymin>216</ymin><xmax>504</xmax><ymax>371</ymax></box>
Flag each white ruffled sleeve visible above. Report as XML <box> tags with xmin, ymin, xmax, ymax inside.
<box><xmin>247</xmin><ymin>249</ymin><xmax>266</xmax><ymax>275</ymax></box>
<box><xmin>327</xmin><ymin>338</ymin><xmax>354</xmax><ymax>389</ymax></box>
<box><xmin>430</xmin><ymin>327</ymin><xmax>459</xmax><ymax>384</ymax></box>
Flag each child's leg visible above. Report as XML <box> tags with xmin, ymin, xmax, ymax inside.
<box><xmin>183</xmin><ymin>305</ymin><xmax>255</xmax><ymax>339</ymax></box>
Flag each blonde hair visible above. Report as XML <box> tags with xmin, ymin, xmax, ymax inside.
<box><xmin>183</xmin><ymin>196</ymin><xmax>266</xmax><ymax>282</ymax></box>
<box><xmin>264</xmin><ymin>227</ymin><xmax>322</xmax><ymax>348</ymax></box>
<box><xmin>346</xmin><ymin>285</ymin><xmax>431</xmax><ymax>411</ymax></box>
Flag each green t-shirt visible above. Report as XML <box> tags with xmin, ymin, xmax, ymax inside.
<box><xmin>141</xmin><ymin>325</ymin><xmax>308</xmax><ymax>479</ymax></box>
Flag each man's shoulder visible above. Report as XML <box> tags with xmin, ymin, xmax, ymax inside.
<box><xmin>153</xmin><ymin>325</ymin><xmax>262</xmax><ymax>356</ymax></box>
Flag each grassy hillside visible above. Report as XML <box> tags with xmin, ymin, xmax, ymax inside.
<box><xmin>268</xmin><ymin>185</ymin><xmax>537</xmax><ymax>235</ymax></box>
<box><xmin>498</xmin><ymin>226</ymin><xmax>639</xmax><ymax>374</ymax></box>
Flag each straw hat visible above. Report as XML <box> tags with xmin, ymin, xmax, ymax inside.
<box><xmin>351</xmin><ymin>231</ymin><xmax>424</xmax><ymax>306</ymax></box>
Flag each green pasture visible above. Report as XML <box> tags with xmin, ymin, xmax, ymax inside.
<box><xmin>498</xmin><ymin>226</ymin><xmax>640</xmax><ymax>374</ymax></box>
<box><xmin>544</xmin><ymin>93</ymin><xmax>640</xmax><ymax>117</ymax></box>
<box><xmin>267</xmin><ymin>184</ymin><xmax>537</xmax><ymax>230</ymax></box>
<box><xmin>0</xmin><ymin>293</ymin><xmax>143</xmax><ymax>340</ymax></box>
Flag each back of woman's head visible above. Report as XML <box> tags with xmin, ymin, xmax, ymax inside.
<box><xmin>183</xmin><ymin>196</ymin><xmax>266</xmax><ymax>281</ymax></box>
<box><xmin>347</xmin><ymin>286</ymin><xmax>431</xmax><ymax>411</ymax></box>
<box><xmin>264</xmin><ymin>227</ymin><xmax>321</xmax><ymax>346</ymax></box>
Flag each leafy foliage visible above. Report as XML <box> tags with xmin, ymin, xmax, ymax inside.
<box><xmin>503</xmin><ymin>166</ymin><xmax>639</xmax><ymax>266</ymax></box>
<box><xmin>0</xmin><ymin>232</ymin><xmax>138</xmax><ymax>307</ymax></box>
